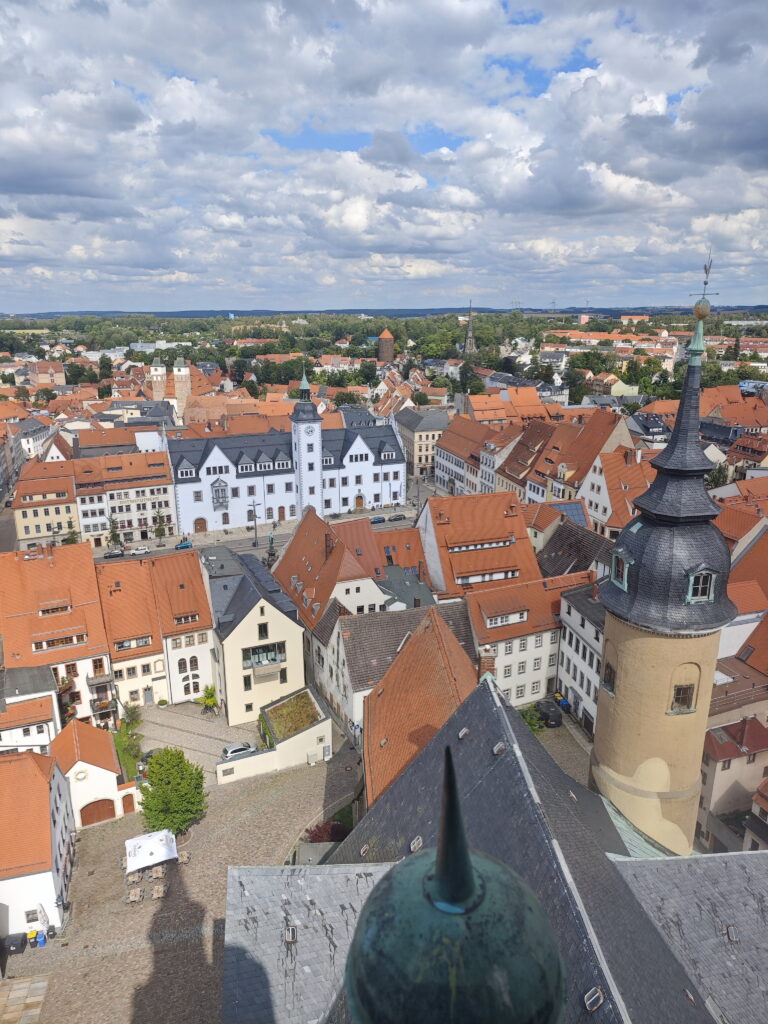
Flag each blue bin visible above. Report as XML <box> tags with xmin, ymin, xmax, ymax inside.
<box><xmin>36</xmin><ymin>931</ymin><xmax>46</xmax><ymax>947</ymax></box>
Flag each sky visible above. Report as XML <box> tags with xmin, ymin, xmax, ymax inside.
<box><xmin>0</xmin><ymin>0</ymin><xmax>767</xmax><ymax>313</ymax></box>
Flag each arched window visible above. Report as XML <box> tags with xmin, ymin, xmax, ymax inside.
<box><xmin>178</xmin><ymin>658</ymin><xmax>188</xmax><ymax>673</ymax></box>
<box><xmin>611</xmin><ymin>552</ymin><xmax>630</xmax><ymax>591</ymax></box>
<box><xmin>190</xmin><ymin>656</ymin><xmax>198</xmax><ymax>671</ymax></box>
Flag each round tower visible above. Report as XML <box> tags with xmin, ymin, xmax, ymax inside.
<box><xmin>590</xmin><ymin>294</ymin><xmax>736</xmax><ymax>856</ymax></box>
<box><xmin>290</xmin><ymin>369</ymin><xmax>323</xmax><ymax>518</ymax></box>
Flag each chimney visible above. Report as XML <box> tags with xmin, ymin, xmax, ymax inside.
<box><xmin>592</xmin><ymin>582</ymin><xmax>599</xmax><ymax>601</ymax></box>
<box><xmin>624</xmin><ymin>449</ymin><xmax>633</xmax><ymax>466</ymax></box>
<box><xmin>478</xmin><ymin>646</ymin><xmax>496</xmax><ymax>682</ymax></box>
<box><xmin>325</xmin><ymin>532</ymin><xmax>334</xmax><ymax>560</ymax></box>
<box><xmin>636</xmin><ymin>448</ymin><xmax>642</xmax><ymax>464</ymax></box>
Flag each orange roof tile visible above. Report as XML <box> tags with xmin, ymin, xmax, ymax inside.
<box><xmin>714</xmin><ymin>506</ymin><xmax>763</xmax><ymax>548</ymax></box>
<box><xmin>598</xmin><ymin>448</ymin><xmax>657</xmax><ymax>529</ymax></box>
<box><xmin>728</xmin><ymin>580</ymin><xmax>768</xmax><ymax>616</ymax></box>
<box><xmin>363</xmin><ymin>608</ymin><xmax>477</xmax><ymax>804</ymax></box>
<box><xmin>51</xmin><ymin>717</ymin><xmax>120</xmax><ymax>775</ymax></box>
<box><xmin>0</xmin><ymin>696</ymin><xmax>56</xmax><ymax>731</ymax></box>
<box><xmin>467</xmin><ymin>572</ymin><xmax>593</xmax><ymax>646</ymax></box>
<box><xmin>704</xmin><ymin>716</ymin><xmax>768</xmax><ymax>761</ymax></box>
<box><xmin>730</xmin><ymin>531</ymin><xmax>768</xmax><ymax>598</ymax></box>
<box><xmin>0</xmin><ymin>752</ymin><xmax>57</xmax><ymax>879</ymax></box>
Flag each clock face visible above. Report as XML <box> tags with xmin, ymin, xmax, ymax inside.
<box><xmin>305</xmin><ymin>426</ymin><xmax>315</xmax><ymax>436</ymax></box>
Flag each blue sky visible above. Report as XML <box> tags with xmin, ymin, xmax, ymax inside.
<box><xmin>0</xmin><ymin>0</ymin><xmax>766</xmax><ymax>312</ymax></box>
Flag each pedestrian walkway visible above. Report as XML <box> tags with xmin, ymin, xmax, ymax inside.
<box><xmin>0</xmin><ymin>976</ymin><xmax>49</xmax><ymax>1024</ymax></box>
<box><xmin>138</xmin><ymin>702</ymin><xmax>260</xmax><ymax>784</ymax></box>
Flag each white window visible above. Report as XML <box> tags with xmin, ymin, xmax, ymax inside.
<box><xmin>517</xmin><ymin>661</ymin><xmax>526</xmax><ymax>674</ymax></box>
<box><xmin>519</xmin><ymin>638</ymin><xmax>527</xmax><ymax>652</ymax></box>
<box><xmin>534</xmin><ymin>635</ymin><xmax>543</xmax><ymax>648</ymax></box>
<box><xmin>504</xmin><ymin>640</ymin><xmax>514</xmax><ymax>655</ymax></box>
<box><xmin>533</xmin><ymin>658</ymin><xmax>542</xmax><ymax>671</ymax></box>
<box><xmin>503</xmin><ymin>665</ymin><xmax>512</xmax><ymax>678</ymax></box>
<box><xmin>548</xmin><ymin>653</ymin><xmax>557</xmax><ymax>667</ymax></box>
<box><xmin>515</xmin><ymin>684</ymin><xmax>525</xmax><ymax>699</ymax></box>
<box><xmin>550</xmin><ymin>630</ymin><xmax>558</xmax><ymax>643</ymax></box>
<box><xmin>531</xmin><ymin>681</ymin><xmax>541</xmax><ymax>695</ymax></box>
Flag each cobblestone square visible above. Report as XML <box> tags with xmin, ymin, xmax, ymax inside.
<box><xmin>5</xmin><ymin>747</ymin><xmax>361</xmax><ymax>1024</ymax></box>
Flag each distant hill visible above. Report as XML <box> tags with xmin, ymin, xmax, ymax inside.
<box><xmin>4</xmin><ymin>304</ymin><xmax>768</xmax><ymax>320</ymax></box>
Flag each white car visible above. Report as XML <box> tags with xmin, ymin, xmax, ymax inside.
<box><xmin>222</xmin><ymin>742</ymin><xmax>252</xmax><ymax>759</ymax></box>
<box><xmin>131</xmin><ymin>546</ymin><xmax>151</xmax><ymax>556</ymax></box>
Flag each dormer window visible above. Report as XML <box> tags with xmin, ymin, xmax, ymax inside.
<box><xmin>238</xmin><ymin>462</ymin><xmax>255</xmax><ymax>474</ymax></box>
<box><xmin>611</xmin><ymin>552</ymin><xmax>630</xmax><ymax>591</ymax></box>
<box><xmin>687</xmin><ymin>570</ymin><xmax>715</xmax><ymax>604</ymax></box>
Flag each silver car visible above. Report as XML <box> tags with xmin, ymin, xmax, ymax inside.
<box><xmin>222</xmin><ymin>741</ymin><xmax>252</xmax><ymax>759</ymax></box>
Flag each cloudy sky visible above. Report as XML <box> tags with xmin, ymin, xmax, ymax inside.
<box><xmin>1</xmin><ymin>0</ymin><xmax>766</xmax><ymax>312</ymax></box>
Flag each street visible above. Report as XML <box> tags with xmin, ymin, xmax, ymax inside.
<box><xmin>0</xmin><ymin>507</ymin><xmax>16</xmax><ymax>552</ymax></box>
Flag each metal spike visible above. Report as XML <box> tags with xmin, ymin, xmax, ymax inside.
<box><xmin>434</xmin><ymin>746</ymin><xmax>474</xmax><ymax>905</ymax></box>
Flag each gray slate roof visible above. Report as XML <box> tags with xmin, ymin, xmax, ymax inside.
<box><xmin>537</xmin><ymin>519</ymin><xmax>614</xmax><ymax>577</ymax></box>
<box><xmin>0</xmin><ymin>644</ymin><xmax>57</xmax><ymax>710</ymax></box>
<box><xmin>222</xmin><ymin>863</ymin><xmax>391</xmax><ymax>1024</ymax></box>
<box><xmin>617</xmin><ymin>851</ymin><xmax>768</xmax><ymax>1024</ymax></box>
<box><xmin>329</xmin><ymin>682</ymin><xmax>713</xmax><ymax>1024</ymax></box>
<box><xmin>341</xmin><ymin>600</ymin><xmax>474</xmax><ymax>692</ymax></box>
<box><xmin>562</xmin><ymin>578</ymin><xmax>607</xmax><ymax>631</ymax></box>
<box><xmin>394</xmin><ymin>406</ymin><xmax>450</xmax><ymax>432</ymax></box>
<box><xmin>204</xmin><ymin>545</ymin><xmax>299</xmax><ymax>639</ymax></box>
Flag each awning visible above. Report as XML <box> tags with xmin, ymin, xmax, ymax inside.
<box><xmin>124</xmin><ymin>830</ymin><xmax>178</xmax><ymax>874</ymax></box>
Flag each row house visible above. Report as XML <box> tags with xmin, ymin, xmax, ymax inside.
<box><xmin>698</xmin><ymin>717</ymin><xmax>768</xmax><ymax>852</ymax></box>
<box><xmin>13</xmin><ymin>453</ymin><xmax>177</xmax><ymax>550</ymax></box>
<box><xmin>576</xmin><ymin>447</ymin><xmax>657</xmax><ymax>539</ymax></box>
<box><xmin>433</xmin><ymin>415</ymin><xmax>495</xmax><ymax>495</ymax></box>
<box><xmin>415</xmin><ymin>492</ymin><xmax>541</xmax><ymax>600</ymax></box>
<box><xmin>743</xmin><ymin>778</ymin><xmax>768</xmax><ymax>851</ymax></box>
<box><xmin>0</xmin><ymin>544</ymin><xmax>116</xmax><ymax>728</ymax></box>
<box><xmin>96</xmin><ymin>551</ymin><xmax>214</xmax><ymax>710</ymax></box>
<box><xmin>468</xmin><ymin>572</ymin><xmax>593</xmax><ymax>709</ymax></box>
<box><xmin>394</xmin><ymin>406</ymin><xmax>451</xmax><ymax>479</ymax></box>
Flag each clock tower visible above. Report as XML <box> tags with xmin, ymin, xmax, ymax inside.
<box><xmin>290</xmin><ymin>370</ymin><xmax>323</xmax><ymax>518</ymax></box>
<box><xmin>590</xmin><ymin>288</ymin><xmax>736</xmax><ymax>855</ymax></box>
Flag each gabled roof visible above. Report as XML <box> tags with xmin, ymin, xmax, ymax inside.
<box><xmin>0</xmin><ymin>695</ymin><xmax>55</xmax><ymax>732</ymax></box>
<box><xmin>537</xmin><ymin>519</ymin><xmax>614</xmax><ymax>577</ymax></box>
<box><xmin>467</xmin><ymin>572</ymin><xmax>594</xmax><ymax>646</ymax></box>
<box><xmin>704</xmin><ymin>716</ymin><xmax>768</xmax><ymax>761</ymax></box>
<box><xmin>0</xmin><ymin>752</ymin><xmax>57</xmax><ymax>880</ymax></box>
<box><xmin>363</xmin><ymin>608</ymin><xmax>477</xmax><ymax>805</ymax></box>
<box><xmin>51</xmin><ymin>717</ymin><xmax>120</xmax><ymax>775</ymax></box>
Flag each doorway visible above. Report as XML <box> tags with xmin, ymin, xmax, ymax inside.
<box><xmin>355</xmin><ymin>495</ymin><xmax>364</xmax><ymax>510</ymax></box>
<box><xmin>278</xmin><ymin>506</ymin><xmax>286</xmax><ymax>522</ymax></box>
<box><xmin>194</xmin><ymin>517</ymin><xmax>207</xmax><ymax>533</ymax></box>
<box><xmin>143</xmin><ymin>687</ymin><xmax>154</xmax><ymax>706</ymax></box>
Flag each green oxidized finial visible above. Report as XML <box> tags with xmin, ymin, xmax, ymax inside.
<box><xmin>344</xmin><ymin>746</ymin><xmax>565</xmax><ymax>1024</ymax></box>
<box><xmin>299</xmin><ymin>368</ymin><xmax>311</xmax><ymax>399</ymax></box>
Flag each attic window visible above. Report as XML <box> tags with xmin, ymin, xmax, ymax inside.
<box><xmin>458</xmin><ymin>727</ymin><xmax>469</xmax><ymax>740</ymax></box>
<box><xmin>360</xmin><ymin>844</ymin><xmax>369</xmax><ymax>857</ymax></box>
<box><xmin>285</xmin><ymin>926</ymin><xmax>297</xmax><ymax>943</ymax></box>
<box><xmin>380</xmin><ymin>737</ymin><xmax>388</xmax><ymax>747</ymax></box>
<box><xmin>584</xmin><ymin>988</ymin><xmax>605</xmax><ymax>1012</ymax></box>
<box><xmin>409</xmin><ymin>836</ymin><xmax>423</xmax><ymax>853</ymax></box>
<box><xmin>687</xmin><ymin>571</ymin><xmax>714</xmax><ymax>605</ymax></box>
<box><xmin>726</xmin><ymin>925</ymin><xmax>739</xmax><ymax>943</ymax></box>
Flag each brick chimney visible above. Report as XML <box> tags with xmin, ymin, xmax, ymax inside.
<box><xmin>478</xmin><ymin>645</ymin><xmax>496</xmax><ymax>682</ymax></box>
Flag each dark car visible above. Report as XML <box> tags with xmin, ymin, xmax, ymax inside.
<box><xmin>103</xmin><ymin>548</ymin><xmax>124</xmax><ymax>559</ymax></box>
<box><xmin>534</xmin><ymin>700</ymin><xmax>563</xmax><ymax>728</ymax></box>
<box><xmin>175</xmin><ymin>539</ymin><xmax>193</xmax><ymax>550</ymax></box>
<box><xmin>370</xmin><ymin>516</ymin><xmax>386</xmax><ymax>524</ymax></box>
<box><xmin>388</xmin><ymin>513</ymin><xmax>407</xmax><ymax>522</ymax></box>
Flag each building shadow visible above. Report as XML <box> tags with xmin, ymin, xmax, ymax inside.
<box><xmin>130</xmin><ymin>862</ymin><xmax>222</xmax><ymax>1024</ymax></box>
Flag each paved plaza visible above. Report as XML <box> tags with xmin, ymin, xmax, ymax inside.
<box><xmin>4</xmin><ymin>746</ymin><xmax>361</xmax><ymax>1024</ymax></box>
<box><xmin>536</xmin><ymin>714</ymin><xmax>592</xmax><ymax>786</ymax></box>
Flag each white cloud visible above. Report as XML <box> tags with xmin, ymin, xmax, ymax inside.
<box><xmin>0</xmin><ymin>0</ymin><xmax>766</xmax><ymax>310</ymax></box>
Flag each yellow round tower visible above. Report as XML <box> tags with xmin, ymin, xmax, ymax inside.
<box><xmin>589</xmin><ymin>293</ymin><xmax>736</xmax><ymax>856</ymax></box>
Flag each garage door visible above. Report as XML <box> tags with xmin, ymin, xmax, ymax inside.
<box><xmin>80</xmin><ymin>799</ymin><xmax>116</xmax><ymax>827</ymax></box>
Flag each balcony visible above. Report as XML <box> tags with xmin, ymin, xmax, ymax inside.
<box><xmin>212</xmin><ymin>496</ymin><xmax>229</xmax><ymax>510</ymax></box>
<box><xmin>86</xmin><ymin>672</ymin><xmax>113</xmax><ymax>687</ymax></box>
<box><xmin>250</xmin><ymin>659</ymin><xmax>287</xmax><ymax>677</ymax></box>
<box><xmin>90</xmin><ymin>698</ymin><xmax>117</xmax><ymax>715</ymax></box>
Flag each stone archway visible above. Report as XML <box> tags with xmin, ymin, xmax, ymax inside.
<box><xmin>193</xmin><ymin>518</ymin><xmax>208</xmax><ymax>533</ymax></box>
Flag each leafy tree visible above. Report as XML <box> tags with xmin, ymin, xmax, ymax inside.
<box><xmin>123</xmin><ymin>702</ymin><xmax>143</xmax><ymax>733</ymax></box>
<box><xmin>0</xmin><ymin>372</ymin><xmax>15</xmax><ymax>384</ymax></box>
<box><xmin>706</xmin><ymin>463</ymin><xmax>729</xmax><ymax>489</ymax></box>
<box><xmin>412</xmin><ymin>391</ymin><xmax>430</xmax><ymax>406</ymax></box>
<box><xmin>139</xmin><ymin>747</ymin><xmax>207</xmax><ymax>835</ymax></box>
<box><xmin>61</xmin><ymin>519</ymin><xmax>79</xmax><ymax>545</ymax></box>
<box><xmin>333</xmin><ymin>390</ymin><xmax>361</xmax><ymax>406</ymax></box>
<box><xmin>108</xmin><ymin>516</ymin><xmax>121</xmax><ymax>547</ymax></box>
<box><xmin>98</xmin><ymin>354</ymin><xmax>113</xmax><ymax>379</ymax></box>
<box><xmin>98</xmin><ymin>384</ymin><xmax>112</xmax><ymax>399</ymax></box>
<box><xmin>34</xmin><ymin>387</ymin><xmax>57</xmax><ymax>405</ymax></box>
<box><xmin>153</xmin><ymin>512</ymin><xmax>166</xmax><ymax>539</ymax></box>
<box><xmin>358</xmin><ymin>360</ymin><xmax>378</xmax><ymax>385</ymax></box>
<box><xmin>14</xmin><ymin>385</ymin><xmax>29</xmax><ymax>401</ymax></box>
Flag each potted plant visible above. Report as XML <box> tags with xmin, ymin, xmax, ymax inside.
<box><xmin>157</xmin><ymin>698</ymin><xmax>169</xmax><ymax>709</ymax></box>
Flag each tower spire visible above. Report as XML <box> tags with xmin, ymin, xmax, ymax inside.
<box><xmin>426</xmin><ymin>747</ymin><xmax>475</xmax><ymax>910</ymax></box>
<box><xmin>464</xmin><ymin>299</ymin><xmax>476</xmax><ymax>355</ymax></box>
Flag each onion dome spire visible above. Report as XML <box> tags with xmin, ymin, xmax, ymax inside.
<box><xmin>344</xmin><ymin>747</ymin><xmax>564</xmax><ymax>1024</ymax></box>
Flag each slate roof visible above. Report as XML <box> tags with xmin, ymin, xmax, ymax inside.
<box><xmin>204</xmin><ymin>546</ymin><xmax>299</xmax><ymax>639</ymax></box>
<box><xmin>562</xmin><ymin>578</ymin><xmax>607</xmax><ymax>631</ymax></box>
<box><xmin>537</xmin><ymin>519</ymin><xmax>614</xmax><ymax>577</ymax></box>
<box><xmin>330</xmin><ymin>682</ymin><xmax>713</xmax><ymax>1024</ymax></box>
<box><xmin>617</xmin><ymin>852</ymin><xmax>768</xmax><ymax>1024</ymax></box>
<box><xmin>394</xmin><ymin>406</ymin><xmax>451</xmax><ymax>432</ymax></box>
<box><xmin>222</xmin><ymin>863</ymin><xmax>391</xmax><ymax>1024</ymax></box>
<box><xmin>340</xmin><ymin>601</ymin><xmax>474</xmax><ymax>693</ymax></box>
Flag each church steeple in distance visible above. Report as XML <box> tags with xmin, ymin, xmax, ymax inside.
<box><xmin>463</xmin><ymin>300</ymin><xmax>477</xmax><ymax>355</ymax></box>
<box><xmin>590</xmin><ymin>262</ymin><xmax>737</xmax><ymax>856</ymax></box>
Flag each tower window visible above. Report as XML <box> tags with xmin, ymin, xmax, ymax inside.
<box><xmin>602</xmin><ymin>663</ymin><xmax>616</xmax><ymax>694</ymax></box>
<box><xmin>687</xmin><ymin>571</ymin><xmax>714</xmax><ymax>604</ymax></box>
<box><xmin>611</xmin><ymin>553</ymin><xmax>629</xmax><ymax>591</ymax></box>
<box><xmin>671</xmin><ymin>684</ymin><xmax>695</xmax><ymax>712</ymax></box>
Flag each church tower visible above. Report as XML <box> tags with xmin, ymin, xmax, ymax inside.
<box><xmin>290</xmin><ymin>369</ymin><xmax>323</xmax><ymax>518</ymax></box>
<box><xmin>464</xmin><ymin>300</ymin><xmax>476</xmax><ymax>356</ymax></box>
<box><xmin>589</xmin><ymin>288</ymin><xmax>736</xmax><ymax>856</ymax></box>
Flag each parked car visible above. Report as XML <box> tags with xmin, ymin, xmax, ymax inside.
<box><xmin>4</xmin><ymin>499</ymin><xmax>12</xmax><ymax>508</ymax></box>
<box><xmin>174</xmin><ymin>539</ymin><xmax>193</xmax><ymax>550</ymax></box>
<box><xmin>131</xmin><ymin>546</ymin><xmax>151</xmax><ymax>556</ymax></box>
<box><xmin>534</xmin><ymin>700</ymin><xmax>563</xmax><ymax>728</ymax></box>
<box><xmin>103</xmin><ymin>548</ymin><xmax>124</xmax><ymax>559</ymax></box>
<box><xmin>370</xmin><ymin>516</ymin><xmax>386</xmax><ymax>524</ymax></box>
<box><xmin>222</xmin><ymin>741</ymin><xmax>252</xmax><ymax>759</ymax></box>
<box><xmin>388</xmin><ymin>513</ymin><xmax>407</xmax><ymax>522</ymax></box>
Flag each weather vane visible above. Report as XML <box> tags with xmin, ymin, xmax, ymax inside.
<box><xmin>691</xmin><ymin>248</ymin><xmax>718</xmax><ymax>303</ymax></box>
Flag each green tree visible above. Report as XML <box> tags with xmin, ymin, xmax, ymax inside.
<box><xmin>153</xmin><ymin>511</ymin><xmax>166</xmax><ymax>539</ymax></box>
<box><xmin>139</xmin><ymin>747</ymin><xmax>207</xmax><ymax>835</ymax></box>
<box><xmin>98</xmin><ymin>353</ymin><xmax>113</xmax><ymax>380</ymax></box>
<box><xmin>108</xmin><ymin>516</ymin><xmax>121</xmax><ymax>547</ymax></box>
<box><xmin>706</xmin><ymin>462</ymin><xmax>729</xmax><ymax>489</ymax></box>
<box><xmin>195</xmin><ymin>685</ymin><xmax>218</xmax><ymax>712</ymax></box>
<box><xmin>412</xmin><ymin>391</ymin><xmax>430</xmax><ymax>406</ymax></box>
<box><xmin>14</xmin><ymin>385</ymin><xmax>29</xmax><ymax>401</ymax></box>
<box><xmin>97</xmin><ymin>384</ymin><xmax>112</xmax><ymax>399</ymax></box>
<box><xmin>33</xmin><ymin>387</ymin><xmax>57</xmax><ymax>405</ymax></box>
<box><xmin>61</xmin><ymin>519</ymin><xmax>79</xmax><ymax>545</ymax></box>
<box><xmin>333</xmin><ymin>391</ymin><xmax>361</xmax><ymax>406</ymax></box>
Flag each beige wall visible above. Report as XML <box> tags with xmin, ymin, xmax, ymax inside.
<box><xmin>590</xmin><ymin>612</ymin><xmax>720</xmax><ymax>856</ymax></box>
<box><xmin>700</xmin><ymin>740</ymin><xmax>768</xmax><ymax>818</ymax></box>
<box><xmin>220</xmin><ymin>598</ymin><xmax>305</xmax><ymax>727</ymax></box>
<box><xmin>113</xmin><ymin>653</ymin><xmax>169</xmax><ymax>707</ymax></box>
<box><xmin>216</xmin><ymin>714</ymin><xmax>341</xmax><ymax>784</ymax></box>
<box><xmin>15</xmin><ymin>500</ymin><xmax>80</xmax><ymax>548</ymax></box>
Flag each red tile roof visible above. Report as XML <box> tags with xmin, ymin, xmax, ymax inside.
<box><xmin>51</xmin><ymin>717</ymin><xmax>120</xmax><ymax>775</ymax></box>
<box><xmin>0</xmin><ymin>752</ymin><xmax>57</xmax><ymax>879</ymax></box>
<box><xmin>704</xmin><ymin>716</ymin><xmax>768</xmax><ymax>761</ymax></box>
<box><xmin>0</xmin><ymin>696</ymin><xmax>56</xmax><ymax>731</ymax></box>
<box><xmin>467</xmin><ymin>572</ymin><xmax>594</xmax><ymax>646</ymax></box>
<box><xmin>363</xmin><ymin>607</ymin><xmax>477</xmax><ymax>804</ymax></box>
